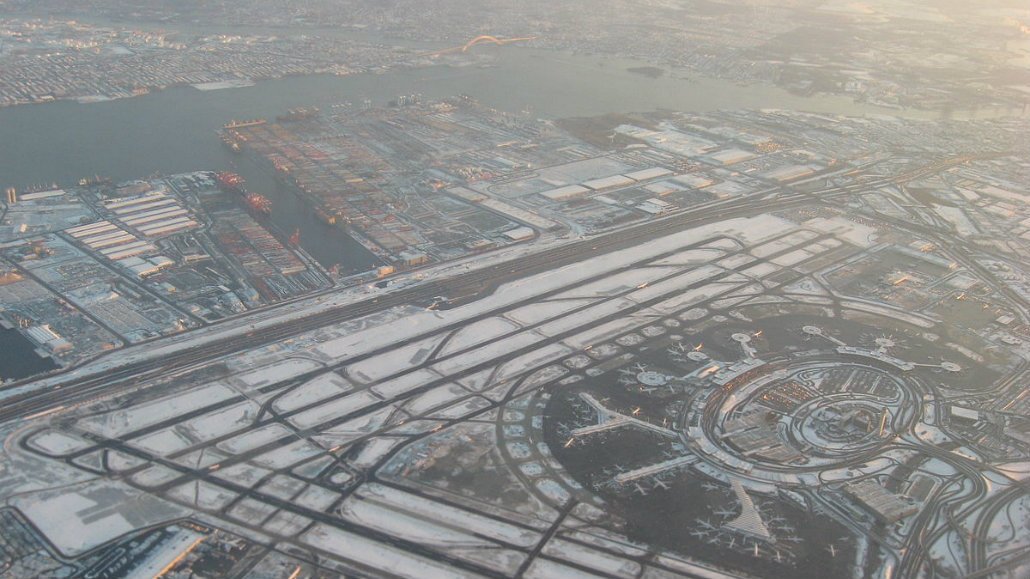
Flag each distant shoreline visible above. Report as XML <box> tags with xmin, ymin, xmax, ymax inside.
<box><xmin>627</xmin><ymin>66</ymin><xmax>665</xmax><ymax>79</ymax></box>
<box><xmin>192</xmin><ymin>79</ymin><xmax>257</xmax><ymax>91</ymax></box>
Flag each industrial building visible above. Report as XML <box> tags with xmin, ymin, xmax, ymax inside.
<box><xmin>844</xmin><ymin>479</ymin><xmax>918</xmax><ymax>524</ymax></box>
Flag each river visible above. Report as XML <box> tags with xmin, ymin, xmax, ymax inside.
<box><xmin>0</xmin><ymin>46</ymin><xmax>1025</xmax><ymax>271</ymax></box>
<box><xmin>0</xmin><ymin>41</ymin><xmax>1026</xmax><ymax>379</ymax></box>
<box><xmin>0</xmin><ymin>328</ymin><xmax>59</xmax><ymax>382</ymax></box>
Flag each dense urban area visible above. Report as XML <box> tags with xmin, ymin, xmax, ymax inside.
<box><xmin>2</xmin><ymin>0</ymin><xmax>1030</xmax><ymax>110</ymax></box>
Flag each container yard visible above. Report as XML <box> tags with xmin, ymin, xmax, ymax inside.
<box><xmin>223</xmin><ymin>97</ymin><xmax>554</xmax><ymax>267</ymax></box>
<box><xmin>0</xmin><ymin>172</ymin><xmax>329</xmax><ymax>368</ymax></box>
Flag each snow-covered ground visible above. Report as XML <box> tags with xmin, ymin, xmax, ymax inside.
<box><xmin>10</xmin><ymin>479</ymin><xmax>190</xmax><ymax>556</ymax></box>
<box><xmin>301</xmin><ymin>523</ymin><xmax>485</xmax><ymax>579</ymax></box>
<box><xmin>78</xmin><ymin>382</ymin><xmax>238</xmax><ymax>438</ymax></box>
<box><xmin>4</xmin><ymin>215</ymin><xmax>799</xmax><ymax>406</ymax></box>
<box><xmin>2</xmin><ymin>211</ymin><xmax>937</xmax><ymax>573</ymax></box>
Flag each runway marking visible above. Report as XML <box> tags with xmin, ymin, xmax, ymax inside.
<box><xmin>22</xmin><ymin>405</ymin><xmax>65</xmax><ymax>421</ymax></box>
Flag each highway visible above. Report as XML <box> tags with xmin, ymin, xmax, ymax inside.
<box><xmin>0</xmin><ymin>155</ymin><xmax>986</xmax><ymax>425</ymax></box>
<box><xmin>965</xmin><ymin>467</ymin><xmax>1030</xmax><ymax>576</ymax></box>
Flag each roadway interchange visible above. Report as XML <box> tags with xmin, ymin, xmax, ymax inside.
<box><xmin>665</xmin><ymin>307</ymin><xmax>1027</xmax><ymax>578</ymax></box>
<box><xmin>1</xmin><ymin>152</ymin><xmax>1027</xmax><ymax>579</ymax></box>
<box><xmin>0</xmin><ymin>154</ymin><xmax>984</xmax><ymax>425</ymax></box>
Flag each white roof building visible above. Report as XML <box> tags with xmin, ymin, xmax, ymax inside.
<box><xmin>502</xmin><ymin>226</ymin><xmax>535</xmax><ymax>241</ymax></box>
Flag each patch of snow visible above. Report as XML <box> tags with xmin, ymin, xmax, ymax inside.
<box><xmin>300</xmin><ymin>523</ymin><xmax>484</xmax><ymax>578</ymax></box>
<box><xmin>78</xmin><ymin>382</ymin><xmax>237</xmax><ymax>438</ymax></box>
<box><xmin>273</xmin><ymin>372</ymin><xmax>354</xmax><ymax>413</ymax></box>
<box><xmin>440</xmin><ymin>317</ymin><xmax>521</xmax><ymax>357</ymax></box>
<box><xmin>371</xmin><ymin>368</ymin><xmax>443</xmax><ymax>399</ymax></box>
<box><xmin>288</xmin><ymin>391</ymin><xmax>382</xmax><ymax>429</ymax></box>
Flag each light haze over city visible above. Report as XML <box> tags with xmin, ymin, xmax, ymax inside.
<box><xmin>0</xmin><ymin>1</ymin><xmax>1028</xmax><ymax>578</ymax></box>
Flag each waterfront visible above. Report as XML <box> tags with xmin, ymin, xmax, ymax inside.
<box><xmin>0</xmin><ymin>328</ymin><xmax>58</xmax><ymax>382</ymax></box>
<box><xmin>0</xmin><ymin>47</ymin><xmax>1024</xmax><ymax>272</ymax></box>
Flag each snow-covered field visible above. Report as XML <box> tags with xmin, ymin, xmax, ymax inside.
<box><xmin>3</xmin><ymin>211</ymin><xmax>930</xmax><ymax>574</ymax></box>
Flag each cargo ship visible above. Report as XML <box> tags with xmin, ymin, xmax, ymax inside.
<box><xmin>223</xmin><ymin>119</ymin><xmax>267</xmax><ymax>130</ymax></box>
<box><xmin>215</xmin><ymin>172</ymin><xmax>271</xmax><ymax>214</ymax></box>
<box><xmin>215</xmin><ymin>171</ymin><xmax>246</xmax><ymax>193</ymax></box>
<box><xmin>276</xmin><ymin>107</ymin><xmax>320</xmax><ymax>123</ymax></box>
<box><xmin>315</xmin><ymin>207</ymin><xmax>338</xmax><ymax>225</ymax></box>
<box><xmin>77</xmin><ymin>175</ymin><xmax>112</xmax><ymax>187</ymax></box>
<box><xmin>245</xmin><ymin>193</ymin><xmax>272</xmax><ymax>215</ymax></box>
<box><xmin>220</xmin><ymin>133</ymin><xmax>243</xmax><ymax>153</ymax></box>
